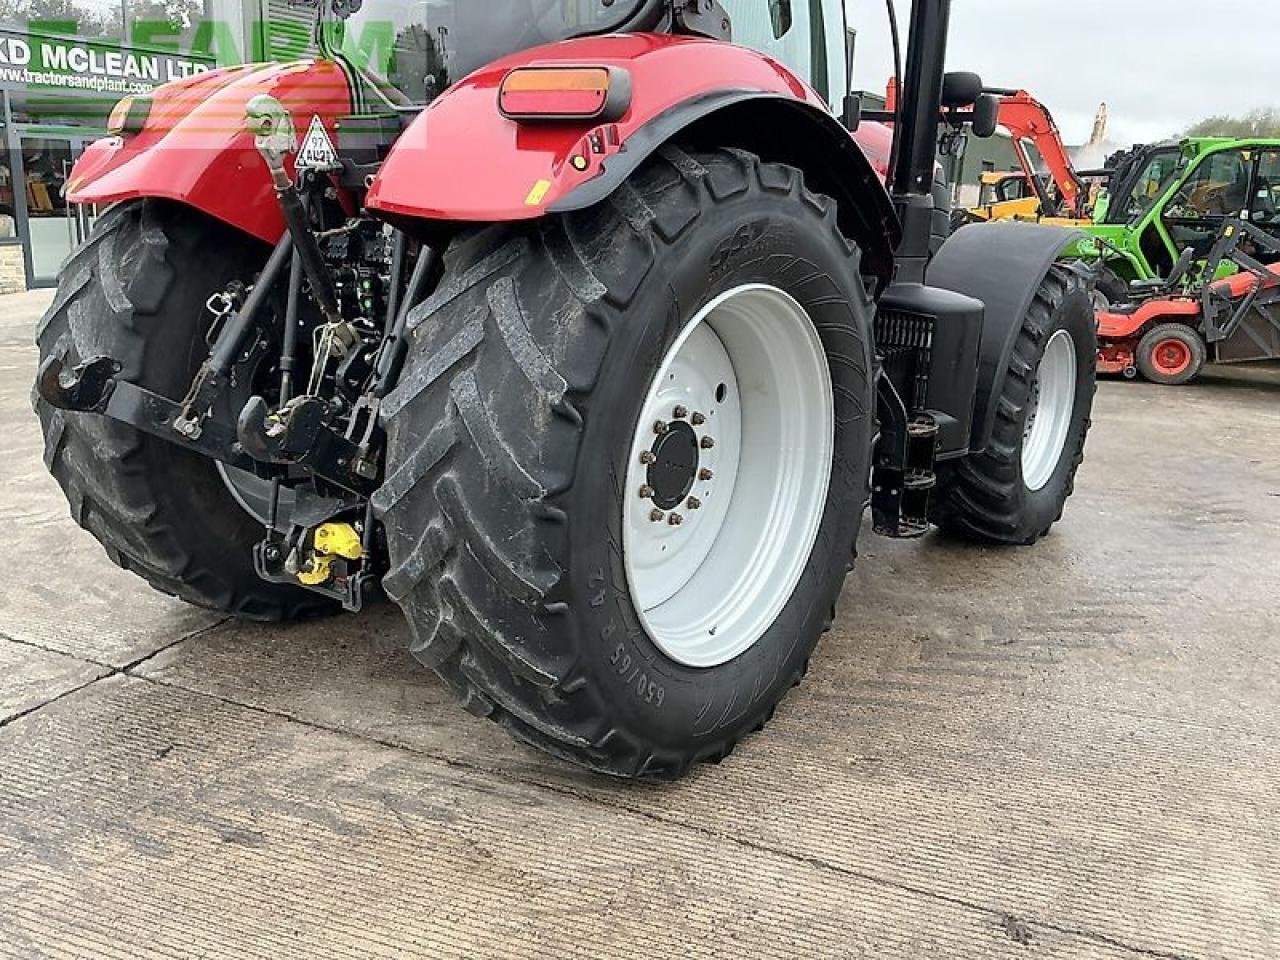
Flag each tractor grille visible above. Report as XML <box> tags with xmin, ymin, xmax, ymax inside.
<box><xmin>876</xmin><ymin>310</ymin><xmax>935</xmax><ymax>412</ymax></box>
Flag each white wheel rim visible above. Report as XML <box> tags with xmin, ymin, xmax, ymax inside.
<box><xmin>622</xmin><ymin>284</ymin><xmax>834</xmax><ymax>668</ymax></box>
<box><xmin>1021</xmin><ymin>329</ymin><xmax>1077</xmax><ymax>492</ymax></box>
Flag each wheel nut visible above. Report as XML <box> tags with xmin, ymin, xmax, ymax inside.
<box><xmin>654</xmin><ymin>421</ymin><xmax>669</xmax><ymax>435</ymax></box>
<box><xmin>691</xmin><ymin>412</ymin><xmax>706</xmax><ymax>426</ymax></box>
<box><xmin>701</xmin><ymin>436</ymin><xmax>715</xmax><ymax>449</ymax></box>
<box><xmin>640</xmin><ymin>450</ymin><xmax>656</xmax><ymax>465</ymax></box>
<box><xmin>668</xmin><ymin>513</ymin><xmax>684</xmax><ymax>526</ymax></box>
<box><xmin>673</xmin><ymin>405</ymin><xmax>688</xmax><ymax>420</ymax></box>
<box><xmin>699</xmin><ymin>468</ymin><xmax>713</xmax><ymax>481</ymax></box>
<box><xmin>639</xmin><ymin>485</ymin><xmax>654</xmax><ymax>499</ymax></box>
<box><xmin>687</xmin><ymin>497</ymin><xmax>701</xmax><ymax>510</ymax></box>
<box><xmin>650</xmin><ymin>509</ymin><xmax>665</xmax><ymax>523</ymax></box>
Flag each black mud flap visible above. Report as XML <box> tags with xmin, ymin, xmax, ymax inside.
<box><xmin>926</xmin><ymin>221</ymin><xmax>1087</xmax><ymax>454</ymax></box>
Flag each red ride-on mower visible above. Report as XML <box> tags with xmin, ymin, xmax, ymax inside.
<box><xmin>1098</xmin><ymin>219</ymin><xmax>1280</xmax><ymax>384</ymax></box>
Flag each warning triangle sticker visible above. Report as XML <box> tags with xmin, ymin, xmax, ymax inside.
<box><xmin>297</xmin><ymin>115</ymin><xmax>340</xmax><ymax>171</ymax></box>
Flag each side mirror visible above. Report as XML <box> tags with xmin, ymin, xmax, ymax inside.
<box><xmin>971</xmin><ymin>94</ymin><xmax>1000</xmax><ymax>138</ymax></box>
<box><xmin>942</xmin><ymin>71</ymin><xmax>983</xmax><ymax>108</ymax></box>
<box><xmin>842</xmin><ymin>93</ymin><xmax>862</xmax><ymax>132</ymax></box>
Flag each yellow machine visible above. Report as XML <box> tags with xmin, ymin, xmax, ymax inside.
<box><xmin>965</xmin><ymin>170</ymin><xmax>1043</xmax><ymax>222</ymax></box>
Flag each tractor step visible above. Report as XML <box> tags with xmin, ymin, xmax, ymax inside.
<box><xmin>872</xmin><ymin>416</ymin><xmax>939</xmax><ymax>539</ymax></box>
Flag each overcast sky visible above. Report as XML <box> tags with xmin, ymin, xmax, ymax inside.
<box><xmin>846</xmin><ymin>0</ymin><xmax>1280</xmax><ymax>147</ymax></box>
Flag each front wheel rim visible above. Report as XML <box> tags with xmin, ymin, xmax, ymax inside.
<box><xmin>1152</xmin><ymin>338</ymin><xmax>1192</xmax><ymax>376</ymax></box>
<box><xmin>1021</xmin><ymin>329</ymin><xmax>1077</xmax><ymax>492</ymax></box>
<box><xmin>622</xmin><ymin>284</ymin><xmax>834</xmax><ymax>669</ymax></box>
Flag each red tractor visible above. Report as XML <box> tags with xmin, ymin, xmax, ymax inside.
<box><xmin>1097</xmin><ymin>219</ymin><xmax>1280</xmax><ymax>384</ymax></box>
<box><xmin>34</xmin><ymin>0</ymin><xmax>1096</xmax><ymax>778</ymax></box>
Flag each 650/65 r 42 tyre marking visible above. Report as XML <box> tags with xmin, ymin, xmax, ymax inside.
<box><xmin>33</xmin><ymin>199</ymin><xmax>334</xmax><ymax>621</ymax></box>
<box><xmin>374</xmin><ymin>146</ymin><xmax>877</xmax><ymax>779</ymax></box>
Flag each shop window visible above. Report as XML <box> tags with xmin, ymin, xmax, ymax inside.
<box><xmin>0</xmin><ymin>155</ymin><xmax>14</xmax><ymax>239</ymax></box>
<box><xmin>21</xmin><ymin>137</ymin><xmax>73</xmax><ymax>279</ymax></box>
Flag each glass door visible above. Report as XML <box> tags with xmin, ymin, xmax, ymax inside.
<box><xmin>20</xmin><ymin>135</ymin><xmax>98</xmax><ymax>287</ymax></box>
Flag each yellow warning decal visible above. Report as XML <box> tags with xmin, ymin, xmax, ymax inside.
<box><xmin>525</xmin><ymin>179</ymin><xmax>552</xmax><ymax>206</ymax></box>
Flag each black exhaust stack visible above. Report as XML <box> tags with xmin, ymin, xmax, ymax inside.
<box><xmin>890</xmin><ymin>0</ymin><xmax>951</xmax><ymax>283</ymax></box>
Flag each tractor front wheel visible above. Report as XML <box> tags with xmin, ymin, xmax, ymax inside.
<box><xmin>374</xmin><ymin>146</ymin><xmax>875</xmax><ymax>778</ymax></box>
<box><xmin>1136</xmin><ymin>323</ymin><xmax>1206</xmax><ymax>385</ymax></box>
<box><xmin>933</xmin><ymin>266</ymin><xmax>1096</xmax><ymax>545</ymax></box>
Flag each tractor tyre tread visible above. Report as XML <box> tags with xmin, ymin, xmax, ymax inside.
<box><xmin>376</xmin><ymin>146</ymin><xmax>871</xmax><ymax>779</ymax></box>
<box><xmin>932</xmin><ymin>265</ymin><xmax>1096</xmax><ymax>545</ymax></box>
<box><xmin>33</xmin><ymin>199</ymin><xmax>332</xmax><ymax>622</ymax></box>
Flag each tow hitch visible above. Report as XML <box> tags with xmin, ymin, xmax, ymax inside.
<box><xmin>33</xmin><ymin>95</ymin><xmax>437</xmax><ymax>610</ymax></box>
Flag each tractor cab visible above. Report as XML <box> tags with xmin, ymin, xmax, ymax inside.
<box><xmin>321</xmin><ymin>0</ymin><xmax>848</xmax><ymax>112</ymax></box>
<box><xmin>325</xmin><ymin>0</ymin><xmax>664</xmax><ymax>107</ymax></box>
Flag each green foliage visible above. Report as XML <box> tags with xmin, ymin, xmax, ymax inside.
<box><xmin>1185</xmin><ymin>108</ymin><xmax>1280</xmax><ymax>140</ymax></box>
<box><xmin>0</xmin><ymin>0</ymin><xmax>204</xmax><ymax>40</ymax></box>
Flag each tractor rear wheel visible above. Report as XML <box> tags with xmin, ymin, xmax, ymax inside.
<box><xmin>374</xmin><ymin>146</ymin><xmax>875</xmax><ymax>778</ymax></box>
<box><xmin>33</xmin><ymin>199</ymin><xmax>334</xmax><ymax>620</ymax></box>
<box><xmin>932</xmin><ymin>266</ymin><xmax>1096</xmax><ymax>545</ymax></box>
<box><xmin>1136</xmin><ymin>323</ymin><xmax>1206</xmax><ymax>385</ymax></box>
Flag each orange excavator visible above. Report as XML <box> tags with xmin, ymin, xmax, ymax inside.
<box><xmin>964</xmin><ymin>89</ymin><xmax>1095</xmax><ymax>222</ymax></box>
<box><xmin>886</xmin><ymin>81</ymin><xmax>1099</xmax><ymax>225</ymax></box>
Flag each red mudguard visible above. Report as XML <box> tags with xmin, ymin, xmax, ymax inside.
<box><xmin>67</xmin><ymin>61</ymin><xmax>352</xmax><ymax>243</ymax></box>
<box><xmin>68</xmin><ymin>34</ymin><xmax>887</xmax><ymax>242</ymax></box>
<box><xmin>367</xmin><ymin>33</ymin><xmax>874</xmax><ymax>222</ymax></box>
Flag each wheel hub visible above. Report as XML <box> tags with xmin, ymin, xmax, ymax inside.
<box><xmin>1154</xmin><ymin>339</ymin><xmax>1192</xmax><ymax>375</ymax></box>
<box><xmin>647</xmin><ymin>419</ymin><xmax>701</xmax><ymax>510</ymax></box>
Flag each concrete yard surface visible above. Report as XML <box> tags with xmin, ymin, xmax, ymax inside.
<box><xmin>1</xmin><ymin>289</ymin><xmax>1277</xmax><ymax>959</ymax></box>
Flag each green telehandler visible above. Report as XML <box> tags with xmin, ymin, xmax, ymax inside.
<box><xmin>1071</xmin><ymin>137</ymin><xmax>1280</xmax><ymax>302</ymax></box>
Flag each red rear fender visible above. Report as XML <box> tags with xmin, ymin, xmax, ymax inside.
<box><xmin>366</xmin><ymin>34</ymin><xmax>891</xmax><ymax>229</ymax></box>
<box><xmin>68</xmin><ymin>61</ymin><xmax>352</xmax><ymax>243</ymax></box>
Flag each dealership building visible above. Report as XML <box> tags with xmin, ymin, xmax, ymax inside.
<box><xmin>0</xmin><ymin>0</ymin><xmax>301</xmax><ymax>290</ymax></box>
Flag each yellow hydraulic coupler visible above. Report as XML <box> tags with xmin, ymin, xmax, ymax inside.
<box><xmin>296</xmin><ymin>522</ymin><xmax>364</xmax><ymax>587</ymax></box>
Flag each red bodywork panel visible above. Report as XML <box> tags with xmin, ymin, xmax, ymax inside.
<box><xmin>68</xmin><ymin>61</ymin><xmax>352</xmax><ymax>243</ymax></box>
<box><xmin>850</xmin><ymin>120</ymin><xmax>893</xmax><ymax>181</ymax></box>
<box><xmin>1097</xmin><ymin>298</ymin><xmax>1201</xmax><ymax>340</ymax></box>
<box><xmin>68</xmin><ymin>35</ymin><xmax>889</xmax><ymax>241</ymax></box>
<box><xmin>1213</xmin><ymin>264</ymin><xmax>1280</xmax><ymax>298</ymax></box>
<box><xmin>368</xmin><ymin>33</ymin><xmax>875</xmax><ymax>221</ymax></box>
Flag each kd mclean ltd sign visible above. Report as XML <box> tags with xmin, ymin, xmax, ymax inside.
<box><xmin>0</xmin><ymin>27</ymin><xmax>211</xmax><ymax>96</ymax></box>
